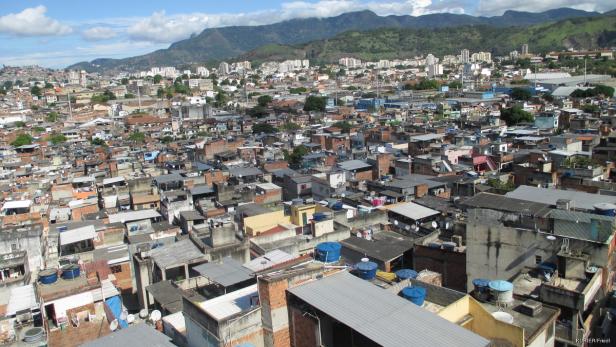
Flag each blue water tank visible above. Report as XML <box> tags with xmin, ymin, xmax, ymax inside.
<box><xmin>355</xmin><ymin>260</ymin><xmax>378</xmax><ymax>280</ymax></box>
<box><xmin>594</xmin><ymin>203</ymin><xmax>616</xmax><ymax>217</ymax></box>
<box><xmin>402</xmin><ymin>286</ymin><xmax>426</xmax><ymax>306</ymax></box>
<box><xmin>61</xmin><ymin>264</ymin><xmax>81</xmax><ymax>280</ymax></box>
<box><xmin>395</xmin><ymin>269</ymin><xmax>418</xmax><ymax>280</ymax></box>
<box><xmin>315</xmin><ymin>242</ymin><xmax>341</xmax><ymax>263</ymax></box>
<box><xmin>313</xmin><ymin>213</ymin><xmax>327</xmax><ymax>222</ymax></box>
<box><xmin>472</xmin><ymin>278</ymin><xmax>490</xmax><ymax>292</ymax></box>
<box><xmin>39</xmin><ymin>269</ymin><xmax>58</xmax><ymax>284</ymax></box>
<box><xmin>442</xmin><ymin>242</ymin><xmax>456</xmax><ymax>251</ymax></box>
<box><xmin>331</xmin><ymin>202</ymin><xmax>343</xmax><ymax>210</ymax></box>
<box><xmin>428</xmin><ymin>242</ymin><xmax>441</xmax><ymax>249</ymax></box>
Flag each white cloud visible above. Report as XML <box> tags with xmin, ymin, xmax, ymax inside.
<box><xmin>127</xmin><ymin>1</ymin><xmax>464</xmax><ymax>43</ymax></box>
<box><xmin>0</xmin><ymin>6</ymin><xmax>72</xmax><ymax>36</ymax></box>
<box><xmin>477</xmin><ymin>0</ymin><xmax>615</xmax><ymax>16</ymax></box>
<box><xmin>82</xmin><ymin>26</ymin><xmax>118</xmax><ymax>40</ymax></box>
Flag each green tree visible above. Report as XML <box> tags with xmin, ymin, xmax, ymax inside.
<box><xmin>500</xmin><ymin>105</ymin><xmax>533</xmax><ymax>126</ymax></box>
<box><xmin>124</xmin><ymin>93</ymin><xmax>136</xmax><ymax>99</ymax></box>
<box><xmin>511</xmin><ymin>87</ymin><xmax>532</xmax><ymax>101</ymax></box>
<box><xmin>44</xmin><ymin>82</ymin><xmax>54</xmax><ymax>89</ymax></box>
<box><xmin>582</xmin><ymin>104</ymin><xmax>600</xmax><ymax>113</ymax></box>
<box><xmin>409</xmin><ymin>79</ymin><xmax>440</xmax><ymax>90</ymax></box>
<box><xmin>257</xmin><ymin>95</ymin><xmax>273</xmax><ymax>107</ymax></box>
<box><xmin>153</xmin><ymin>74</ymin><xmax>163</xmax><ymax>84</ymax></box>
<box><xmin>128</xmin><ymin>131</ymin><xmax>146</xmax><ymax>143</ymax></box>
<box><xmin>30</xmin><ymin>85</ymin><xmax>42</xmax><ymax>97</ymax></box>
<box><xmin>289</xmin><ymin>87</ymin><xmax>307</xmax><ymax>94</ymax></box>
<box><xmin>121</xmin><ymin>78</ymin><xmax>129</xmax><ymax>85</ymax></box>
<box><xmin>281</xmin><ymin>122</ymin><xmax>301</xmax><ymax>132</ymax></box>
<box><xmin>285</xmin><ymin>145</ymin><xmax>309</xmax><ymax>168</ymax></box>
<box><xmin>247</xmin><ymin>105</ymin><xmax>269</xmax><ymax>118</ymax></box>
<box><xmin>332</xmin><ymin>121</ymin><xmax>352</xmax><ymax>133</ymax></box>
<box><xmin>303</xmin><ymin>96</ymin><xmax>326</xmax><ymax>112</ymax></box>
<box><xmin>157</xmin><ymin>87</ymin><xmax>164</xmax><ymax>99</ymax></box>
<box><xmin>47</xmin><ymin>133</ymin><xmax>67</xmax><ymax>145</ymax></box>
<box><xmin>14</xmin><ymin>121</ymin><xmax>26</xmax><ymax>128</ymax></box>
<box><xmin>161</xmin><ymin>136</ymin><xmax>174</xmax><ymax>144</ymax></box>
<box><xmin>11</xmin><ymin>134</ymin><xmax>33</xmax><ymax>147</ymax></box>
<box><xmin>448</xmin><ymin>81</ymin><xmax>462</xmax><ymax>89</ymax></box>
<box><xmin>252</xmin><ymin>123</ymin><xmax>278</xmax><ymax>134</ymax></box>
<box><xmin>46</xmin><ymin>112</ymin><xmax>59</xmax><ymax>122</ymax></box>
<box><xmin>214</xmin><ymin>90</ymin><xmax>228</xmax><ymax>107</ymax></box>
<box><xmin>91</xmin><ymin>138</ymin><xmax>106</xmax><ymax>146</ymax></box>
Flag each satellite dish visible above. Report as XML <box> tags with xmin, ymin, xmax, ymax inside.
<box><xmin>126</xmin><ymin>314</ymin><xmax>135</xmax><ymax>324</ymax></box>
<box><xmin>411</xmin><ymin>224</ymin><xmax>417</xmax><ymax>230</ymax></box>
<box><xmin>394</xmin><ymin>220</ymin><xmax>399</xmax><ymax>226</ymax></box>
<box><xmin>405</xmin><ymin>225</ymin><xmax>411</xmax><ymax>231</ymax></box>
<box><xmin>546</xmin><ymin>235</ymin><xmax>556</xmax><ymax>241</ymax></box>
<box><xmin>445</xmin><ymin>222</ymin><xmax>450</xmax><ymax>230</ymax></box>
<box><xmin>110</xmin><ymin>319</ymin><xmax>119</xmax><ymax>331</ymax></box>
<box><xmin>431</xmin><ymin>221</ymin><xmax>438</xmax><ymax>229</ymax></box>
<box><xmin>150</xmin><ymin>310</ymin><xmax>162</xmax><ymax>322</ymax></box>
<box><xmin>139</xmin><ymin>309</ymin><xmax>149</xmax><ymax>319</ymax></box>
<box><xmin>120</xmin><ymin>310</ymin><xmax>128</xmax><ymax>321</ymax></box>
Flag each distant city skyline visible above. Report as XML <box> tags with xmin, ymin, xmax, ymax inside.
<box><xmin>0</xmin><ymin>0</ymin><xmax>613</xmax><ymax>68</ymax></box>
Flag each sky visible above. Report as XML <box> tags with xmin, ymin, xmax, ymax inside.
<box><xmin>0</xmin><ymin>0</ymin><xmax>613</xmax><ymax>68</ymax></box>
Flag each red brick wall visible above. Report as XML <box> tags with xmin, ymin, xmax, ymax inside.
<box><xmin>263</xmin><ymin>161</ymin><xmax>289</xmax><ymax>172</ymax></box>
<box><xmin>204</xmin><ymin>170</ymin><xmax>227</xmax><ymax>186</ymax></box>
<box><xmin>354</xmin><ymin>170</ymin><xmax>373</xmax><ymax>181</ymax></box>
<box><xmin>290</xmin><ymin>307</ymin><xmax>317</xmax><ymax>347</ymax></box>
<box><xmin>415</xmin><ymin>184</ymin><xmax>428</xmax><ymax>198</ymax></box>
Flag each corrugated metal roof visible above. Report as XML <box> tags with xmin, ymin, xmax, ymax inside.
<box><xmin>193</xmin><ymin>257</ymin><xmax>252</xmax><ymax>287</ymax></box>
<box><xmin>108</xmin><ymin>209</ymin><xmax>161</xmax><ymax>223</ymax></box>
<box><xmin>288</xmin><ymin>272</ymin><xmax>490</xmax><ymax>347</ymax></box>
<box><xmin>506</xmin><ymin>185</ymin><xmax>616</xmax><ymax>211</ymax></box>
<box><xmin>149</xmin><ymin>239</ymin><xmax>203</xmax><ymax>269</ymax></box>
<box><xmin>338</xmin><ymin>160</ymin><xmax>372</xmax><ymax>171</ymax></box>
<box><xmin>198</xmin><ymin>284</ymin><xmax>258</xmax><ymax>321</ymax></box>
<box><xmin>243</xmin><ymin>250</ymin><xmax>294</xmax><ymax>272</ymax></box>
<box><xmin>6</xmin><ymin>284</ymin><xmax>37</xmax><ymax>316</ymax></box>
<box><xmin>385</xmin><ymin>201</ymin><xmax>440</xmax><ymax>221</ymax></box>
<box><xmin>82</xmin><ymin>323</ymin><xmax>175</xmax><ymax>347</ymax></box>
<box><xmin>59</xmin><ymin>225</ymin><xmax>97</xmax><ymax>245</ymax></box>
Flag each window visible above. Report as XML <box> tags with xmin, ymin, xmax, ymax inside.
<box><xmin>110</xmin><ymin>265</ymin><xmax>122</xmax><ymax>274</ymax></box>
<box><xmin>535</xmin><ymin>255</ymin><xmax>542</xmax><ymax>265</ymax></box>
<box><xmin>11</xmin><ymin>244</ymin><xmax>18</xmax><ymax>252</ymax></box>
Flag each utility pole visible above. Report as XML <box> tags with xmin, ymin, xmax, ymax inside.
<box><xmin>67</xmin><ymin>91</ymin><xmax>73</xmax><ymax>120</ymax></box>
<box><xmin>584</xmin><ymin>57</ymin><xmax>587</xmax><ymax>85</ymax></box>
<box><xmin>137</xmin><ymin>81</ymin><xmax>142</xmax><ymax>110</ymax></box>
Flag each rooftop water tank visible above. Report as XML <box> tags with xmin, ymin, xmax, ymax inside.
<box><xmin>428</xmin><ymin>242</ymin><xmax>441</xmax><ymax>249</ymax></box>
<box><xmin>355</xmin><ymin>258</ymin><xmax>378</xmax><ymax>280</ymax></box>
<box><xmin>313</xmin><ymin>212</ymin><xmax>327</xmax><ymax>222</ymax></box>
<box><xmin>61</xmin><ymin>264</ymin><xmax>81</xmax><ymax>280</ymax></box>
<box><xmin>314</xmin><ymin>242</ymin><xmax>341</xmax><ymax>263</ymax></box>
<box><xmin>489</xmin><ymin>280</ymin><xmax>514</xmax><ymax>304</ymax></box>
<box><xmin>442</xmin><ymin>242</ymin><xmax>456</xmax><ymax>251</ymax></box>
<box><xmin>472</xmin><ymin>278</ymin><xmax>490</xmax><ymax>292</ymax></box>
<box><xmin>402</xmin><ymin>286</ymin><xmax>426</xmax><ymax>306</ymax></box>
<box><xmin>331</xmin><ymin>201</ymin><xmax>343</xmax><ymax>210</ymax></box>
<box><xmin>38</xmin><ymin>269</ymin><xmax>58</xmax><ymax>285</ymax></box>
<box><xmin>594</xmin><ymin>203</ymin><xmax>616</xmax><ymax>217</ymax></box>
<box><xmin>395</xmin><ymin>269</ymin><xmax>418</xmax><ymax>280</ymax></box>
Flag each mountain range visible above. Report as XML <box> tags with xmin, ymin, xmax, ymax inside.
<box><xmin>240</xmin><ymin>15</ymin><xmax>616</xmax><ymax>64</ymax></box>
<box><xmin>68</xmin><ymin>8</ymin><xmax>609</xmax><ymax>72</ymax></box>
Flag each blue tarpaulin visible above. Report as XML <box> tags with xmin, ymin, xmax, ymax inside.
<box><xmin>105</xmin><ymin>295</ymin><xmax>128</xmax><ymax>329</ymax></box>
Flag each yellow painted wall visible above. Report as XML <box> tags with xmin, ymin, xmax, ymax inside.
<box><xmin>438</xmin><ymin>296</ymin><xmax>525</xmax><ymax>347</ymax></box>
<box><xmin>290</xmin><ymin>204</ymin><xmax>316</xmax><ymax>226</ymax></box>
<box><xmin>243</xmin><ymin>210</ymin><xmax>290</xmax><ymax>236</ymax></box>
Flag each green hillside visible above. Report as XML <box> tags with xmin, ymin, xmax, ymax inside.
<box><xmin>242</xmin><ymin>16</ymin><xmax>616</xmax><ymax>64</ymax></box>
